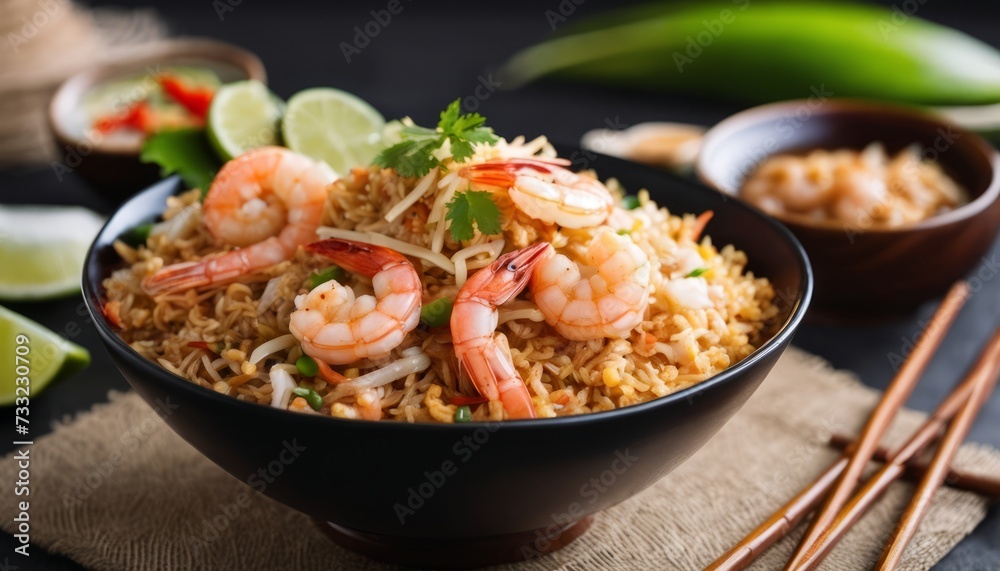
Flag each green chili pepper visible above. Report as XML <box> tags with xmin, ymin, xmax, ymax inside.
<box><xmin>420</xmin><ymin>297</ymin><xmax>453</xmax><ymax>328</ymax></box>
<box><xmin>292</xmin><ymin>386</ymin><xmax>323</xmax><ymax>411</ymax></box>
<box><xmin>311</xmin><ymin>266</ymin><xmax>346</xmax><ymax>289</ymax></box>
<box><xmin>454</xmin><ymin>405</ymin><xmax>472</xmax><ymax>423</ymax></box>
<box><xmin>296</xmin><ymin>355</ymin><xmax>319</xmax><ymax>377</ymax></box>
<box><xmin>500</xmin><ymin>2</ymin><xmax>1000</xmax><ymax>106</ymax></box>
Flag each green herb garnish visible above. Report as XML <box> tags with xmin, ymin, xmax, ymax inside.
<box><xmin>454</xmin><ymin>405</ymin><xmax>472</xmax><ymax>423</ymax></box>
<box><xmin>310</xmin><ymin>266</ymin><xmax>346</xmax><ymax>289</ymax></box>
<box><xmin>686</xmin><ymin>267</ymin><xmax>709</xmax><ymax>278</ymax></box>
<box><xmin>420</xmin><ymin>297</ymin><xmax>453</xmax><ymax>328</ymax></box>
<box><xmin>622</xmin><ymin>195</ymin><xmax>640</xmax><ymax>210</ymax></box>
<box><xmin>139</xmin><ymin>129</ymin><xmax>221</xmax><ymax>197</ymax></box>
<box><xmin>373</xmin><ymin>99</ymin><xmax>499</xmax><ymax>178</ymax></box>
<box><xmin>445</xmin><ymin>190</ymin><xmax>502</xmax><ymax>242</ymax></box>
<box><xmin>617</xmin><ymin>229</ymin><xmax>630</xmax><ymax>236</ymax></box>
<box><xmin>295</xmin><ymin>355</ymin><xmax>319</xmax><ymax>377</ymax></box>
<box><xmin>292</xmin><ymin>386</ymin><xmax>323</xmax><ymax>411</ymax></box>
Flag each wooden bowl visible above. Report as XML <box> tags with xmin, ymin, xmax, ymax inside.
<box><xmin>48</xmin><ymin>38</ymin><xmax>266</xmax><ymax>205</ymax></box>
<box><xmin>697</xmin><ymin>100</ymin><xmax>1000</xmax><ymax>318</ymax></box>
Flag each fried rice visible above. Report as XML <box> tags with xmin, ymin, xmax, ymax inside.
<box><xmin>103</xmin><ymin>136</ymin><xmax>776</xmax><ymax>422</ymax></box>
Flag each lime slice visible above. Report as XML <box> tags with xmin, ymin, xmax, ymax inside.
<box><xmin>0</xmin><ymin>205</ymin><xmax>104</xmax><ymax>301</ymax></box>
<box><xmin>0</xmin><ymin>304</ymin><xmax>90</xmax><ymax>406</ymax></box>
<box><xmin>207</xmin><ymin>80</ymin><xmax>284</xmax><ymax>161</ymax></box>
<box><xmin>282</xmin><ymin>87</ymin><xmax>385</xmax><ymax>174</ymax></box>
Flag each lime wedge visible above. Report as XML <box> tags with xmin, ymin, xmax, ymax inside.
<box><xmin>207</xmin><ymin>80</ymin><xmax>284</xmax><ymax>161</ymax></box>
<box><xmin>0</xmin><ymin>205</ymin><xmax>104</xmax><ymax>301</ymax></box>
<box><xmin>0</xmin><ymin>304</ymin><xmax>90</xmax><ymax>406</ymax></box>
<box><xmin>282</xmin><ymin>87</ymin><xmax>385</xmax><ymax>174</ymax></box>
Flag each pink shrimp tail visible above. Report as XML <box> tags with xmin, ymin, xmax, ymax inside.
<box><xmin>142</xmin><ymin>248</ymin><xmax>256</xmax><ymax>295</ymax></box>
<box><xmin>460</xmin><ymin>157</ymin><xmax>572</xmax><ymax>187</ymax></box>
<box><xmin>306</xmin><ymin>239</ymin><xmax>408</xmax><ymax>278</ymax></box>
<box><xmin>142</xmin><ymin>260</ymin><xmax>211</xmax><ymax>295</ymax></box>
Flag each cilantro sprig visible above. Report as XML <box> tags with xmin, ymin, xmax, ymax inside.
<box><xmin>445</xmin><ymin>190</ymin><xmax>503</xmax><ymax>242</ymax></box>
<box><xmin>373</xmin><ymin>99</ymin><xmax>499</xmax><ymax>178</ymax></box>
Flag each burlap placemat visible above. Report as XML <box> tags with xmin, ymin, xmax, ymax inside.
<box><xmin>3</xmin><ymin>347</ymin><xmax>998</xmax><ymax>570</ymax></box>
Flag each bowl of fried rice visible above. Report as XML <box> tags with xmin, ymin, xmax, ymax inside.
<box><xmin>83</xmin><ymin>132</ymin><xmax>811</xmax><ymax>565</ymax></box>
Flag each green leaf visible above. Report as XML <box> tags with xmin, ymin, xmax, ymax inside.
<box><xmin>376</xmin><ymin>100</ymin><xmax>500</xmax><ymax>176</ymax></box>
<box><xmin>140</xmin><ymin>129</ymin><xmax>221</xmax><ymax>196</ymax></box>
<box><xmin>463</xmin><ymin>126</ymin><xmax>498</xmax><ymax>145</ymax></box>
<box><xmin>686</xmin><ymin>267</ymin><xmax>709</xmax><ymax>278</ymax></box>
<box><xmin>437</xmin><ymin>99</ymin><xmax>462</xmax><ymax>133</ymax></box>
<box><xmin>373</xmin><ymin>139</ymin><xmax>440</xmax><ymax>178</ymax></box>
<box><xmin>445</xmin><ymin>190</ymin><xmax>502</xmax><ymax>241</ymax></box>
<box><xmin>447</xmin><ymin>136</ymin><xmax>476</xmax><ymax>163</ymax></box>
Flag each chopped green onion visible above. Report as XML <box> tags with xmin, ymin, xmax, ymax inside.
<box><xmin>311</xmin><ymin>266</ymin><xmax>346</xmax><ymax>289</ymax></box>
<box><xmin>622</xmin><ymin>195</ymin><xmax>640</xmax><ymax>210</ymax></box>
<box><xmin>420</xmin><ymin>297</ymin><xmax>453</xmax><ymax>328</ymax></box>
<box><xmin>454</xmin><ymin>405</ymin><xmax>472</xmax><ymax>423</ymax></box>
<box><xmin>296</xmin><ymin>355</ymin><xmax>319</xmax><ymax>377</ymax></box>
<box><xmin>292</xmin><ymin>386</ymin><xmax>323</xmax><ymax>411</ymax></box>
<box><xmin>617</xmin><ymin>229</ymin><xmax>630</xmax><ymax>236</ymax></box>
<box><xmin>686</xmin><ymin>267</ymin><xmax>709</xmax><ymax>278</ymax></box>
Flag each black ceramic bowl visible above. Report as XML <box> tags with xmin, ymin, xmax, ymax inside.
<box><xmin>83</xmin><ymin>153</ymin><xmax>811</xmax><ymax>567</ymax></box>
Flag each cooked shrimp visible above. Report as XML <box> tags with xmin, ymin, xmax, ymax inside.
<box><xmin>831</xmin><ymin>160</ymin><xmax>890</xmax><ymax>225</ymax></box>
<box><xmin>143</xmin><ymin>147</ymin><xmax>335</xmax><ymax>295</ymax></box>
<box><xmin>451</xmin><ymin>243</ymin><xmax>552</xmax><ymax>419</ymax></box>
<box><xmin>530</xmin><ymin>230</ymin><xmax>651</xmax><ymax>341</ymax></box>
<box><xmin>460</xmin><ymin>158</ymin><xmax>614</xmax><ymax>228</ymax></box>
<box><xmin>289</xmin><ymin>239</ymin><xmax>421</xmax><ymax>365</ymax></box>
<box><xmin>740</xmin><ymin>153</ymin><xmax>835</xmax><ymax>213</ymax></box>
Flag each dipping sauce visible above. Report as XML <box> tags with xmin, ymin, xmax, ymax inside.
<box><xmin>740</xmin><ymin>143</ymin><xmax>968</xmax><ymax>227</ymax></box>
<box><xmin>81</xmin><ymin>66</ymin><xmax>220</xmax><ymax>145</ymax></box>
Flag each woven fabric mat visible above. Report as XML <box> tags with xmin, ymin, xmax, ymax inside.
<box><xmin>3</xmin><ymin>347</ymin><xmax>998</xmax><ymax>570</ymax></box>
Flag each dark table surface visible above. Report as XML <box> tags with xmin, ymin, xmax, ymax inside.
<box><xmin>2</xmin><ymin>1</ymin><xmax>999</xmax><ymax>569</ymax></box>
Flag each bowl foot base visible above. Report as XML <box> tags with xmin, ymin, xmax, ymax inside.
<box><xmin>313</xmin><ymin>516</ymin><xmax>594</xmax><ymax>569</ymax></box>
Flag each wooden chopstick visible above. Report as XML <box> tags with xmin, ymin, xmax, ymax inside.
<box><xmin>706</xmin><ymin>305</ymin><xmax>988</xmax><ymax>571</ymax></box>
<box><xmin>791</xmin><ymin>328</ymin><xmax>1000</xmax><ymax>571</ymax></box>
<box><xmin>827</xmin><ymin>433</ymin><xmax>1000</xmax><ymax>497</ymax></box>
<box><xmin>784</xmin><ymin>282</ymin><xmax>970</xmax><ymax>570</ymax></box>
<box><xmin>875</xmin><ymin>330</ymin><xmax>1000</xmax><ymax>569</ymax></box>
